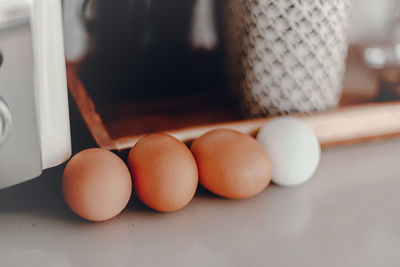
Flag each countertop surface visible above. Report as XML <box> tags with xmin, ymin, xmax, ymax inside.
<box><xmin>1</xmin><ymin>106</ymin><xmax>400</xmax><ymax>267</ymax></box>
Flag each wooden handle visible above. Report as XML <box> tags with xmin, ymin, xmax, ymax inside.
<box><xmin>114</xmin><ymin>102</ymin><xmax>400</xmax><ymax>150</ymax></box>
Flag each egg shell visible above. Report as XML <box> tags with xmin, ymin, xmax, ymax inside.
<box><xmin>127</xmin><ymin>133</ymin><xmax>198</xmax><ymax>212</ymax></box>
<box><xmin>191</xmin><ymin>129</ymin><xmax>272</xmax><ymax>199</ymax></box>
<box><xmin>62</xmin><ymin>148</ymin><xmax>132</xmax><ymax>222</ymax></box>
<box><xmin>256</xmin><ymin>117</ymin><xmax>321</xmax><ymax>187</ymax></box>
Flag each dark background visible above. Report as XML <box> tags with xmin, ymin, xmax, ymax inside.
<box><xmin>80</xmin><ymin>0</ymin><xmax>227</xmax><ymax>103</ymax></box>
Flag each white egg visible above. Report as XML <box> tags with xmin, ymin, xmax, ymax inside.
<box><xmin>256</xmin><ymin>117</ymin><xmax>321</xmax><ymax>186</ymax></box>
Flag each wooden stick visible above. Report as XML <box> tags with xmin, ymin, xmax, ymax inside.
<box><xmin>113</xmin><ymin>102</ymin><xmax>400</xmax><ymax>150</ymax></box>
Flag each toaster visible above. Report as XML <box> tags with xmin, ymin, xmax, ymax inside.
<box><xmin>0</xmin><ymin>0</ymin><xmax>71</xmax><ymax>189</ymax></box>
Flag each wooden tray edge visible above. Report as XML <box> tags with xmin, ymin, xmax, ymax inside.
<box><xmin>66</xmin><ymin>62</ymin><xmax>400</xmax><ymax>151</ymax></box>
<box><xmin>66</xmin><ymin>63</ymin><xmax>116</xmax><ymax>150</ymax></box>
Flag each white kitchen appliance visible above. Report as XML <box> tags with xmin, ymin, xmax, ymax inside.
<box><xmin>0</xmin><ymin>0</ymin><xmax>71</xmax><ymax>189</ymax></box>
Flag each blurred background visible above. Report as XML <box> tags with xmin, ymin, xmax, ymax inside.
<box><xmin>62</xmin><ymin>0</ymin><xmax>400</xmax><ymax>141</ymax></box>
<box><xmin>63</xmin><ymin>0</ymin><xmax>400</xmax><ymax>101</ymax></box>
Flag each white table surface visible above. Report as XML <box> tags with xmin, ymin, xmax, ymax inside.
<box><xmin>1</xmin><ymin>114</ymin><xmax>400</xmax><ymax>267</ymax></box>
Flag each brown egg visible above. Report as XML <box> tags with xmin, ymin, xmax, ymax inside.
<box><xmin>191</xmin><ymin>129</ymin><xmax>271</xmax><ymax>199</ymax></box>
<box><xmin>127</xmin><ymin>133</ymin><xmax>198</xmax><ymax>212</ymax></box>
<box><xmin>62</xmin><ymin>148</ymin><xmax>132</xmax><ymax>222</ymax></box>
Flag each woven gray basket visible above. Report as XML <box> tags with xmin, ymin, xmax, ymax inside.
<box><xmin>224</xmin><ymin>0</ymin><xmax>352</xmax><ymax>117</ymax></box>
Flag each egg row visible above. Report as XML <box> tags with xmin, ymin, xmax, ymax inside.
<box><xmin>62</xmin><ymin>117</ymin><xmax>321</xmax><ymax>222</ymax></box>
